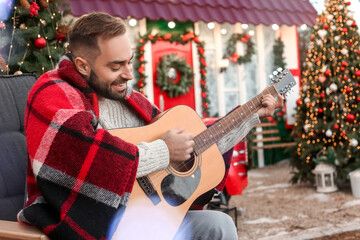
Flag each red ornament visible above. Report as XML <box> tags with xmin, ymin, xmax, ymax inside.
<box><xmin>355</xmin><ymin>70</ymin><xmax>360</xmax><ymax>77</ymax></box>
<box><xmin>311</xmin><ymin>36</ymin><xmax>314</xmax><ymax>41</ymax></box>
<box><xmin>352</xmin><ymin>22</ymin><xmax>357</xmax><ymax>27</ymax></box>
<box><xmin>193</xmin><ymin>37</ymin><xmax>201</xmax><ymax>43</ymax></box>
<box><xmin>296</xmin><ymin>99</ymin><xmax>303</xmax><ymax>105</ymax></box>
<box><xmin>334</xmin><ymin>124</ymin><xmax>340</xmax><ymax>130</ymax></box>
<box><xmin>346</xmin><ymin>87</ymin><xmax>352</xmax><ymax>93</ymax></box>
<box><xmin>356</xmin><ymin>97</ymin><xmax>360</xmax><ymax>102</ymax></box>
<box><xmin>348</xmin><ymin>41</ymin><xmax>353</xmax><ymax>47</ymax></box>
<box><xmin>342</xmin><ymin>28</ymin><xmax>348</xmax><ymax>33</ymax></box>
<box><xmin>182</xmin><ymin>32</ymin><xmax>195</xmax><ymax>42</ymax></box>
<box><xmin>320</xmin><ymin>93</ymin><xmax>325</xmax><ymax>98</ymax></box>
<box><xmin>357</xmin><ymin>50</ymin><xmax>360</xmax><ymax>55</ymax></box>
<box><xmin>198</xmin><ymin>46</ymin><xmax>204</xmax><ymax>55</ymax></box>
<box><xmin>324</xmin><ymin>70</ymin><xmax>331</xmax><ymax>76</ymax></box>
<box><xmin>342</xmin><ymin>61</ymin><xmax>348</xmax><ymax>66</ymax></box>
<box><xmin>343</xmin><ymin>75</ymin><xmax>348</xmax><ymax>80</ymax></box>
<box><xmin>328</xmin><ymin>100</ymin><xmax>333</xmax><ymax>106</ymax></box>
<box><xmin>324</xmin><ymin>24</ymin><xmax>329</xmax><ymax>29</ymax></box>
<box><xmin>163</xmin><ymin>33</ymin><xmax>172</xmax><ymax>40</ymax></box>
<box><xmin>342</xmin><ymin>131</ymin><xmax>347</xmax><ymax>136</ymax></box>
<box><xmin>278</xmin><ymin>111</ymin><xmax>284</xmax><ymax>117</ymax></box>
<box><xmin>148</xmin><ymin>35</ymin><xmax>154</xmax><ymax>40</ymax></box>
<box><xmin>34</xmin><ymin>37</ymin><xmax>46</xmax><ymax>49</ymax></box>
<box><xmin>347</xmin><ymin>1</ymin><xmax>351</xmax><ymax>5</ymax></box>
<box><xmin>341</xmin><ymin>67</ymin><xmax>345</xmax><ymax>71</ymax></box>
<box><xmin>318</xmin><ymin>108</ymin><xmax>324</xmax><ymax>114</ymax></box>
<box><xmin>346</xmin><ymin>114</ymin><xmax>355</xmax><ymax>122</ymax></box>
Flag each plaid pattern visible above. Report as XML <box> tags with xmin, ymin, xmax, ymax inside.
<box><xmin>19</xmin><ymin>59</ymin><xmax>160</xmax><ymax>240</ymax></box>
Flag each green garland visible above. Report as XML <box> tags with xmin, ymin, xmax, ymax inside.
<box><xmin>273</xmin><ymin>37</ymin><xmax>286</xmax><ymax>69</ymax></box>
<box><xmin>225</xmin><ymin>33</ymin><xmax>255</xmax><ymax>64</ymax></box>
<box><xmin>156</xmin><ymin>53</ymin><xmax>194</xmax><ymax>98</ymax></box>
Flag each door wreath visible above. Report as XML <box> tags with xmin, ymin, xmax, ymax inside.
<box><xmin>156</xmin><ymin>53</ymin><xmax>194</xmax><ymax>98</ymax></box>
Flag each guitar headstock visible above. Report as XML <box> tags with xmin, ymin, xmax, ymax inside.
<box><xmin>269</xmin><ymin>68</ymin><xmax>296</xmax><ymax>97</ymax></box>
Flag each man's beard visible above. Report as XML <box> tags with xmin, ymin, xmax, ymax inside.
<box><xmin>87</xmin><ymin>70</ymin><xmax>128</xmax><ymax>100</ymax></box>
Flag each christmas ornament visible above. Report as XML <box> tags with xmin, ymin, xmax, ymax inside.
<box><xmin>346</xmin><ymin>20</ymin><xmax>353</xmax><ymax>26</ymax></box>
<box><xmin>331</xmin><ymin>25</ymin><xmax>336</xmax><ymax>31</ymax></box>
<box><xmin>356</xmin><ymin>97</ymin><xmax>360</xmax><ymax>102</ymax></box>
<box><xmin>320</xmin><ymin>93</ymin><xmax>325</xmax><ymax>98</ymax></box>
<box><xmin>304</xmin><ymin>97</ymin><xmax>310</xmax><ymax>103</ymax></box>
<box><xmin>330</xmin><ymin>83</ymin><xmax>338</xmax><ymax>91</ymax></box>
<box><xmin>327</xmin><ymin>14</ymin><xmax>334</xmax><ymax>20</ymax></box>
<box><xmin>341</xmin><ymin>48</ymin><xmax>349</xmax><ymax>55</ymax></box>
<box><xmin>318</xmin><ymin>30</ymin><xmax>327</xmax><ymax>38</ymax></box>
<box><xmin>38</xmin><ymin>0</ymin><xmax>49</xmax><ymax>8</ymax></box>
<box><xmin>342</xmin><ymin>28</ymin><xmax>348</xmax><ymax>33</ymax></box>
<box><xmin>346</xmin><ymin>114</ymin><xmax>355</xmax><ymax>122</ymax></box>
<box><xmin>20</xmin><ymin>0</ymin><xmax>30</xmax><ymax>9</ymax></box>
<box><xmin>355</xmin><ymin>70</ymin><xmax>360</xmax><ymax>77</ymax></box>
<box><xmin>304</xmin><ymin>124</ymin><xmax>310</xmax><ymax>131</ymax></box>
<box><xmin>41</xmin><ymin>20</ymin><xmax>47</xmax><ymax>26</ymax></box>
<box><xmin>319</xmin><ymin>76</ymin><xmax>326</xmax><ymax>83</ymax></box>
<box><xmin>333</xmin><ymin>124</ymin><xmax>339</xmax><ymax>130</ymax></box>
<box><xmin>318</xmin><ymin>108</ymin><xmax>324</xmax><ymax>114</ymax></box>
<box><xmin>350</xmin><ymin>139</ymin><xmax>359</xmax><ymax>147</ymax></box>
<box><xmin>324</xmin><ymin>70</ymin><xmax>331</xmax><ymax>76</ymax></box>
<box><xmin>34</xmin><ymin>37</ymin><xmax>46</xmax><ymax>49</ymax></box>
<box><xmin>334</xmin><ymin>36</ymin><xmax>340</xmax><ymax>42</ymax></box>
<box><xmin>325</xmin><ymin>129</ymin><xmax>333</xmax><ymax>137</ymax></box>
<box><xmin>317</xmin><ymin>40</ymin><xmax>323</xmax><ymax>45</ymax></box>
<box><xmin>296</xmin><ymin>99</ymin><xmax>303</xmax><ymax>105</ymax></box>
<box><xmin>226</xmin><ymin>33</ymin><xmax>255</xmax><ymax>65</ymax></box>
<box><xmin>326</xmin><ymin>88</ymin><xmax>331</xmax><ymax>95</ymax></box>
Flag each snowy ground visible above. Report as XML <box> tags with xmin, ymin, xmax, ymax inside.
<box><xmin>227</xmin><ymin>160</ymin><xmax>360</xmax><ymax>240</ymax></box>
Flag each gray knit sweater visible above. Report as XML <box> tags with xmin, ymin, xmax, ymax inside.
<box><xmin>97</xmin><ymin>99</ymin><xmax>260</xmax><ymax>177</ymax></box>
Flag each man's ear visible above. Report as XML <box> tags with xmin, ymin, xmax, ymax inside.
<box><xmin>74</xmin><ymin>57</ymin><xmax>91</xmax><ymax>76</ymax></box>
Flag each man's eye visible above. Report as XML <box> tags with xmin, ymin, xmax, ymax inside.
<box><xmin>111</xmin><ymin>67</ymin><xmax>120</xmax><ymax>71</ymax></box>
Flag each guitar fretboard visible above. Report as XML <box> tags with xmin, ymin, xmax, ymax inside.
<box><xmin>193</xmin><ymin>86</ymin><xmax>278</xmax><ymax>155</ymax></box>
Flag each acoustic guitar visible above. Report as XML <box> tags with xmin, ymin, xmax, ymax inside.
<box><xmin>109</xmin><ymin>68</ymin><xmax>296</xmax><ymax>240</ymax></box>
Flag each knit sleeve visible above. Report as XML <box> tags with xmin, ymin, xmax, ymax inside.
<box><xmin>137</xmin><ymin>139</ymin><xmax>170</xmax><ymax>177</ymax></box>
<box><xmin>216</xmin><ymin>113</ymin><xmax>260</xmax><ymax>154</ymax></box>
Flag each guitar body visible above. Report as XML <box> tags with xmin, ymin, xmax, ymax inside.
<box><xmin>109</xmin><ymin>105</ymin><xmax>225</xmax><ymax>240</ymax></box>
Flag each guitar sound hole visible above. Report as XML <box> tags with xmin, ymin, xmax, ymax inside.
<box><xmin>171</xmin><ymin>152</ymin><xmax>195</xmax><ymax>172</ymax></box>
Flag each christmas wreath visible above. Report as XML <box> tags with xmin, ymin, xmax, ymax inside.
<box><xmin>156</xmin><ymin>54</ymin><xmax>194</xmax><ymax>98</ymax></box>
<box><xmin>226</xmin><ymin>33</ymin><xmax>255</xmax><ymax>64</ymax></box>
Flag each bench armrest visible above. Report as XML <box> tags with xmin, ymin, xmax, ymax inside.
<box><xmin>0</xmin><ymin>220</ymin><xmax>49</xmax><ymax>240</ymax></box>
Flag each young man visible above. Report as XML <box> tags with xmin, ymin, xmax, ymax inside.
<box><xmin>19</xmin><ymin>12</ymin><xmax>282</xmax><ymax>240</ymax></box>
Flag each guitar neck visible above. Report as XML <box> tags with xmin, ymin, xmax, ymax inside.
<box><xmin>194</xmin><ymin>85</ymin><xmax>278</xmax><ymax>155</ymax></box>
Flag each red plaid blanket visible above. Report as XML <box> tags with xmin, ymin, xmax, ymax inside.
<box><xmin>19</xmin><ymin>59</ymin><xmax>160</xmax><ymax>239</ymax></box>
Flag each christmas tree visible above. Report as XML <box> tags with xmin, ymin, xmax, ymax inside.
<box><xmin>291</xmin><ymin>0</ymin><xmax>360</xmax><ymax>183</ymax></box>
<box><xmin>0</xmin><ymin>0</ymin><xmax>70</xmax><ymax>75</ymax></box>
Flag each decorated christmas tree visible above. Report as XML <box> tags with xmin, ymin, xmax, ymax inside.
<box><xmin>0</xmin><ymin>0</ymin><xmax>70</xmax><ymax>75</ymax></box>
<box><xmin>291</xmin><ymin>0</ymin><xmax>360</xmax><ymax>183</ymax></box>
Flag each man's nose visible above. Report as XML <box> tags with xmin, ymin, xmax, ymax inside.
<box><xmin>120</xmin><ymin>64</ymin><xmax>133</xmax><ymax>80</ymax></box>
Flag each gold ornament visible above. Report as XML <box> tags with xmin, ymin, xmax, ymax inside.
<box><xmin>19</xmin><ymin>0</ymin><xmax>30</xmax><ymax>9</ymax></box>
<box><xmin>56</xmin><ymin>25</ymin><xmax>70</xmax><ymax>36</ymax></box>
<box><xmin>38</xmin><ymin>0</ymin><xmax>49</xmax><ymax>8</ymax></box>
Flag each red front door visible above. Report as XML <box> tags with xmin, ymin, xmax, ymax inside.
<box><xmin>152</xmin><ymin>41</ymin><xmax>195</xmax><ymax>111</ymax></box>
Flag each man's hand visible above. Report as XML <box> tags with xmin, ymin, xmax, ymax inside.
<box><xmin>161</xmin><ymin>127</ymin><xmax>195</xmax><ymax>162</ymax></box>
<box><xmin>257</xmin><ymin>89</ymin><xmax>284</xmax><ymax>118</ymax></box>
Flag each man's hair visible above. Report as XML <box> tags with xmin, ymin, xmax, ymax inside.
<box><xmin>68</xmin><ymin>12</ymin><xmax>127</xmax><ymax>59</ymax></box>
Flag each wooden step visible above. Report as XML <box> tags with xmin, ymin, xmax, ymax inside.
<box><xmin>255</xmin><ymin>122</ymin><xmax>277</xmax><ymax>127</ymax></box>
<box><xmin>254</xmin><ymin>129</ymin><xmax>279</xmax><ymax>135</ymax></box>
<box><xmin>252</xmin><ymin>142</ymin><xmax>297</xmax><ymax>150</ymax></box>
<box><xmin>253</xmin><ymin>136</ymin><xmax>281</xmax><ymax>143</ymax></box>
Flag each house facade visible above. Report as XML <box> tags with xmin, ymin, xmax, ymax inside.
<box><xmin>66</xmin><ymin>0</ymin><xmax>317</xmax><ymax>125</ymax></box>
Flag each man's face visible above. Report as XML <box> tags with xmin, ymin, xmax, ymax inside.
<box><xmin>87</xmin><ymin>34</ymin><xmax>134</xmax><ymax>100</ymax></box>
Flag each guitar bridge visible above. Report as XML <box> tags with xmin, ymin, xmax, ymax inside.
<box><xmin>138</xmin><ymin>176</ymin><xmax>161</xmax><ymax>205</ymax></box>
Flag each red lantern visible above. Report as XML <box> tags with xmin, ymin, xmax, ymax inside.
<box><xmin>34</xmin><ymin>37</ymin><xmax>46</xmax><ymax>49</ymax></box>
<box><xmin>346</xmin><ymin>114</ymin><xmax>355</xmax><ymax>122</ymax></box>
<box><xmin>334</xmin><ymin>124</ymin><xmax>339</xmax><ymax>130</ymax></box>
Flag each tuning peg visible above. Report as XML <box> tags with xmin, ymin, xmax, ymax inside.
<box><xmin>269</xmin><ymin>74</ymin><xmax>274</xmax><ymax>80</ymax></box>
<box><xmin>277</xmin><ymin>67</ymin><xmax>283</xmax><ymax>73</ymax></box>
<box><xmin>273</xmin><ymin>70</ymin><xmax>278</xmax><ymax>76</ymax></box>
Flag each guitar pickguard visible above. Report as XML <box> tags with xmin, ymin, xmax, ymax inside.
<box><xmin>161</xmin><ymin>167</ymin><xmax>201</xmax><ymax>207</ymax></box>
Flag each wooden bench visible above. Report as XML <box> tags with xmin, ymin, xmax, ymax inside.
<box><xmin>251</xmin><ymin>122</ymin><xmax>296</xmax><ymax>167</ymax></box>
